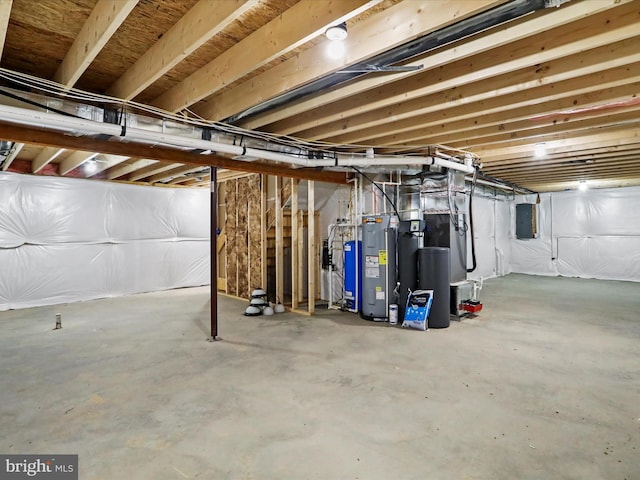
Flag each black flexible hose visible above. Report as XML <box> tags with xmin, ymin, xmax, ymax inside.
<box><xmin>467</xmin><ymin>168</ymin><xmax>478</xmax><ymax>273</ymax></box>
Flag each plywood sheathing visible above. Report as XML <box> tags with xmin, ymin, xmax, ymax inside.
<box><xmin>225</xmin><ymin>179</ymin><xmax>237</xmax><ymax>296</ymax></box>
<box><xmin>2</xmin><ymin>0</ymin><xmax>97</xmax><ymax>81</ymax></box>
<box><xmin>248</xmin><ymin>174</ymin><xmax>262</xmax><ymax>294</ymax></box>
<box><xmin>236</xmin><ymin>176</ymin><xmax>250</xmax><ymax>299</ymax></box>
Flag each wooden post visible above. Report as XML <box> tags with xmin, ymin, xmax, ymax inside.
<box><xmin>260</xmin><ymin>174</ymin><xmax>267</xmax><ymax>289</ymax></box>
<box><xmin>307</xmin><ymin>180</ymin><xmax>315</xmax><ymax>314</ymax></box>
<box><xmin>291</xmin><ymin>179</ymin><xmax>299</xmax><ymax>310</ymax></box>
<box><xmin>275</xmin><ymin>176</ymin><xmax>284</xmax><ymax>304</ymax></box>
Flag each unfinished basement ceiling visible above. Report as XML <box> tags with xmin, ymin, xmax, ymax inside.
<box><xmin>0</xmin><ymin>0</ymin><xmax>639</xmax><ymax>192</ymax></box>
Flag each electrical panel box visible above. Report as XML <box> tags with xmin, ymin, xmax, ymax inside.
<box><xmin>516</xmin><ymin>203</ymin><xmax>537</xmax><ymax>239</ymax></box>
<box><xmin>361</xmin><ymin>215</ymin><xmax>398</xmax><ymax>320</ymax></box>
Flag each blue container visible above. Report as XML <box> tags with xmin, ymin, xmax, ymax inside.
<box><xmin>344</xmin><ymin>240</ymin><xmax>362</xmax><ymax>311</ymax></box>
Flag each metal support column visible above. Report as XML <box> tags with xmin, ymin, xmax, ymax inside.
<box><xmin>208</xmin><ymin>166</ymin><xmax>220</xmax><ymax>342</ymax></box>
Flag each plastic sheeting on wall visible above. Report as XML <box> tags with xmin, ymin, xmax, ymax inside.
<box><xmin>0</xmin><ymin>172</ymin><xmax>210</xmax><ymax>311</ymax></box>
<box><xmin>509</xmin><ymin>186</ymin><xmax>640</xmax><ymax>282</ymax></box>
<box><xmin>467</xmin><ymin>195</ymin><xmax>512</xmax><ymax>282</ymax></box>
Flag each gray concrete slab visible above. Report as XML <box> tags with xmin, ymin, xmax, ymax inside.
<box><xmin>0</xmin><ymin>273</ymin><xmax>639</xmax><ymax>479</ymax></box>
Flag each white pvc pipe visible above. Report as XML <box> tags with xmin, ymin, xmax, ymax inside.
<box><xmin>0</xmin><ymin>104</ymin><xmax>476</xmax><ymax>174</ymax></box>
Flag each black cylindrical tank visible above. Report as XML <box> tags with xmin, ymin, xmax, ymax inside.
<box><xmin>397</xmin><ymin>232</ymin><xmax>419</xmax><ymax>320</ymax></box>
<box><xmin>418</xmin><ymin>247</ymin><xmax>451</xmax><ymax>328</ymax></box>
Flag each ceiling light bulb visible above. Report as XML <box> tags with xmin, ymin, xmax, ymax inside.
<box><xmin>325</xmin><ymin>22</ymin><xmax>347</xmax><ymax>41</ymax></box>
<box><xmin>578</xmin><ymin>181</ymin><xmax>588</xmax><ymax>191</ymax></box>
<box><xmin>85</xmin><ymin>159</ymin><xmax>98</xmax><ymax>173</ymax></box>
<box><xmin>327</xmin><ymin>40</ymin><xmax>346</xmax><ymax>60</ymax></box>
<box><xmin>534</xmin><ymin>143</ymin><xmax>546</xmax><ymax>158</ymax></box>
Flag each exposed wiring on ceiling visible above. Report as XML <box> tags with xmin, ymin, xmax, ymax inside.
<box><xmin>0</xmin><ymin>67</ymin><xmax>479</xmax><ymax>164</ymax></box>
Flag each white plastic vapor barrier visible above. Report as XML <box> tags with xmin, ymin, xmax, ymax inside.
<box><xmin>0</xmin><ymin>173</ymin><xmax>210</xmax><ymax>311</ymax></box>
<box><xmin>467</xmin><ymin>195</ymin><xmax>512</xmax><ymax>282</ymax></box>
<box><xmin>509</xmin><ymin>186</ymin><xmax>640</xmax><ymax>282</ymax></box>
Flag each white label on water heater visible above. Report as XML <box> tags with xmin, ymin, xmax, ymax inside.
<box><xmin>376</xmin><ymin>291</ymin><xmax>385</xmax><ymax>300</ymax></box>
<box><xmin>365</xmin><ymin>255</ymin><xmax>380</xmax><ymax>278</ymax></box>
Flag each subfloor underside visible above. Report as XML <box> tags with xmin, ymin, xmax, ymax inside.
<box><xmin>1</xmin><ymin>274</ymin><xmax>638</xmax><ymax>479</ymax></box>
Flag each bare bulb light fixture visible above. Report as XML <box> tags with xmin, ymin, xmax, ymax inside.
<box><xmin>325</xmin><ymin>22</ymin><xmax>347</xmax><ymax>41</ymax></box>
<box><xmin>534</xmin><ymin>143</ymin><xmax>546</xmax><ymax>158</ymax></box>
<box><xmin>578</xmin><ymin>180</ymin><xmax>588</xmax><ymax>191</ymax></box>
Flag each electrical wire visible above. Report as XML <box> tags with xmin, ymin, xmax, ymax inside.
<box><xmin>351</xmin><ymin>166</ymin><xmax>400</xmax><ymax>218</ymax></box>
<box><xmin>0</xmin><ymin>67</ymin><xmax>480</xmax><ymax>165</ymax></box>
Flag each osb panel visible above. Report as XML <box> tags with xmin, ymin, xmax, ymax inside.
<box><xmin>2</xmin><ymin>0</ymin><xmax>97</xmax><ymax>81</ymax></box>
<box><xmin>75</xmin><ymin>0</ymin><xmax>199</xmax><ymax>94</ymax></box>
<box><xmin>225</xmin><ymin>179</ymin><xmax>238</xmax><ymax>296</ymax></box>
<box><xmin>236</xmin><ymin>176</ymin><xmax>250</xmax><ymax>299</ymax></box>
<box><xmin>248</xmin><ymin>174</ymin><xmax>262</xmax><ymax>291</ymax></box>
<box><xmin>136</xmin><ymin>0</ymin><xmax>301</xmax><ymax>104</ymax></box>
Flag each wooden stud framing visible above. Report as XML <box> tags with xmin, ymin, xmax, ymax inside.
<box><xmin>275</xmin><ymin>176</ymin><xmax>284</xmax><ymax>305</ymax></box>
<box><xmin>260</xmin><ymin>174</ymin><xmax>268</xmax><ymax>290</ymax></box>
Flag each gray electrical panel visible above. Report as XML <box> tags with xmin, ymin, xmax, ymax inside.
<box><xmin>361</xmin><ymin>214</ymin><xmax>398</xmax><ymax>320</ymax></box>
<box><xmin>516</xmin><ymin>203</ymin><xmax>537</xmax><ymax>239</ymax></box>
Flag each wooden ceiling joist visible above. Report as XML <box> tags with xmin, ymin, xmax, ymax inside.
<box><xmin>53</xmin><ymin>0</ymin><xmax>138</xmax><ymax>87</ymax></box>
<box><xmin>32</xmin><ymin>147</ymin><xmax>64</xmax><ymax>174</ymax></box>
<box><xmin>85</xmin><ymin>154</ymin><xmax>130</xmax><ymax>177</ymax></box>
<box><xmin>58</xmin><ymin>150</ymin><xmax>98</xmax><ymax>175</ymax></box>
<box><xmin>152</xmin><ymin>0</ymin><xmax>378</xmax><ymax>113</ymax></box>
<box><xmin>0</xmin><ymin>0</ymin><xmax>12</xmax><ymax>61</ymax></box>
<box><xmin>148</xmin><ymin>165</ymin><xmax>205</xmax><ymax>184</ymax></box>
<box><xmin>107</xmin><ymin>159</ymin><xmax>156</xmax><ymax>180</ymax></box>
<box><xmin>107</xmin><ymin>0</ymin><xmax>258</xmax><ymax>101</ymax></box>
<box><xmin>0</xmin><ymin>140</ymin><xmax>21</xmax><ymax>171</ymax></box>
<box><xmin>194</xmin><ymin>0</ymin><xmax>508</xmax><ymax>121</ymax></box>
<box><xmin>255</xmin><ymin>0</ymin><xmax>632</xmax><ymax>136</ymax></box>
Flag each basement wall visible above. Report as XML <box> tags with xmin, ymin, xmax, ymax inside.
<box><xmin>0</xmin><ymin>172</ymin><xmax>210</xmax><ymax>311</ymax></box>
<box><xmin>509</xmin><ymin>186</ymin><xmax>640</xmax><ymax>282</ymax></box>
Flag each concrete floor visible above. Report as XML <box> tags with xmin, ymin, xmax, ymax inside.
<box><xmin>0</xmin><ymin>273</ymin><xmax>638</xmax><ymax>479</ymax></box>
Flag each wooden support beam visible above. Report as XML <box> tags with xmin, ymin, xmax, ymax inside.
<box><xmin>307</xmin><ymin>180</ymin><xmax>315</xmax><ymax>315</ymax></box>
<box><xmin>0</xmin><ymin>141</ymin><xmax>22</xmax><ymax>171</ymax></box>
<box><xmin>0</xmin><ymin>123</ymin><xmax>349</xmax><ymax>184</ymax></box>
<box><xmin>32</xmin><ymin>147</ymin><xmax>64</xmax><ymax>173</ymax></box>
<box><xmin>291</xmin><ymin>179</ymin><xmax>299</xmax><ymax>311</ymax></box>
<box><xmin>0</xmin><ymin>0</ymin><xmax>12</xmax><ymax>61</ymax></box>
<box><xmin>195</xmin><ymin>0</ymin><xmax>506</xmax><ymax>121</ymax></box>
<box><xmin>58</xmin><ymin>150</ymin><xmax>97</xmax><ymax>175</ymax></box>
<box><xmin>108</xmin><ymin>0</ymin><xmax>256</xmax><ymax>101</ymax></box>
<box><xmin>275</xmin><ymin>177</ymin><xmax>284</xmax><ymax>305</ymax></box>
<box><xmin>155</xmin><ymin>0</ymin><xmax>376</xmax><ymax>113</ymax></box>
<box><xmin>53</xmin><ymin>0</ymin><xmax>138</xmax><ymax>87</ymax></box>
